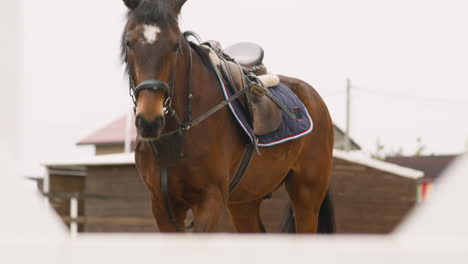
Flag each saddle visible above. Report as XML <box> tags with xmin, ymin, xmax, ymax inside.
<box><xmin>201</xmin><ymin>41</ymin><xmax>283</xmax><ymax>136</ymax></box>
<box><xmin>224</xmin><ymin>42</ymin><xmax>268</xmax><ymax>75</ymax></box>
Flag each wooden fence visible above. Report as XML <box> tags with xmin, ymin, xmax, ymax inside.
<box><xmin>43</xmin><ymin>192</ymin><xmax>155</xmax><ymax>236</ymax></box>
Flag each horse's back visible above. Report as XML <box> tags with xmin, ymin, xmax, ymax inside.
<box><xmin>279</xmin><ymin>75</ymin><xmax>333</xmax><ymax>134</ymax></box>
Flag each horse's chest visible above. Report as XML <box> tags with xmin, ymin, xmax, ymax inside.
<box><xmin>149</xmin><ymin>131</ymin><xmax>186</xmax><ymax>167</ymax></box>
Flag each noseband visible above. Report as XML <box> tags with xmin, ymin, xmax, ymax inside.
<box><xmin>133</xmin><ymin>80</ymin><xmax>170</xmax><ymax>100</ymax></box>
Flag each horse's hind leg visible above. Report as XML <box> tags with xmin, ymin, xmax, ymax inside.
<box><xmin>228</xmin><ymin>199</ymin><xmax>266</xmax><ymax>233</ymax></box>
<box><xmin>285</xmin><ymin>160</ymin><xmax>331</xmax><ymax>233</ymax></box>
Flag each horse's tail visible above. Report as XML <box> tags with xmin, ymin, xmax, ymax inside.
<box><xmin>280</xmin><ymin>189</ymin><xmax>335</xmax><ymax>233</ymax></box>
<box><xmin>317</xmin><ymin>190</ymin><xmax>335</xmax><ymax>233</ymax></box>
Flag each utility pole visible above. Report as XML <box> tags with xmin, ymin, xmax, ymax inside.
<box><xmin>344</xmin><ymin>78</ymin><xmax>351</xmax><ymax>152</ymax></box>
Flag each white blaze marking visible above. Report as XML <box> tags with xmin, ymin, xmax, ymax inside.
<box><xmin>143</xmin><ymin>25</ymin><xmax>160</xmax><ymax>44</ymax></box>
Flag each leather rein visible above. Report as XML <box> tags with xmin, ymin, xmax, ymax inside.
<box><xmin>127</xmin><ymin>33</ymin><xmax>252</xmax><ymax>231</ymax></box>
<box><xmin>128</xmin><ymin>38</ymin><xmax>250</xmax><ymax>139</ymax></box>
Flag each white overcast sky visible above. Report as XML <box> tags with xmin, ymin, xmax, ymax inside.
<box><xmin>19</xmin><ymin>0</ymin><xmax>468</xmax><ymax>176</ymax></box>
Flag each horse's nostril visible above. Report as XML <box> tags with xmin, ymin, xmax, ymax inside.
<box><xmin>155</xmin><ymin>116</ymin><xmax>164</xmax><ymax>128</ymax></box>
<box><xmin>135</xmin><ymin>115</ymin><xmax>145</xmax><ymax>129</ymax></box>
<box><xmin>135</xmin><ymin>115</ymin><xmax>165</xmax><ymax>137</ymax></box>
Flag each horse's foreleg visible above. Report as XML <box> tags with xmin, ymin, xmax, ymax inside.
<box><xmin>150</xmin><ymin>195</ymin><xmax>187</xmax><ymax>233</ymax></box>
<box><xmin>228</xmin><ymin>199</ymin><xmax>266</xmax><ymax>233</ymax></box>
<box><xmin>192</xmin><ymin>187</ymin><xmax>225</xmax><ymax>232</ymax></box>
<box><xmin>136</xmin><ymin>146</ymin><xmax>188</xmax><ymax>232</ymax></box>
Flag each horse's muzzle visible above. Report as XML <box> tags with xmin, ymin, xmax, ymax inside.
<box><xmin>136</xmin><ymin>115</ymin><xmax>165</xmax><ymax>139</ymax></box>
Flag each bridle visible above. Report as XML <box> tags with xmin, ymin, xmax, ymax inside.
<box><xmin>126</xmin><ymin>36</ymin><xmax>192</xmax><ymax>129</ymax></box>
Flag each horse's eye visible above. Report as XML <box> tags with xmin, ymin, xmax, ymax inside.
<box><xmin>126</xmin><ymin>40</ymin><xmax>132</xmax><ymax>49</ymax></box>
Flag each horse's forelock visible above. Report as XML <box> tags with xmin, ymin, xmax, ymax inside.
<box><xmin>133</xmin><ymin>0</ymin><xmax>175</xmax><ymax>25</ymax></box>
<box><xmin>120</xmin><ymin>0</ymin><xmax>180</xmax><ymax>75</ymax></box>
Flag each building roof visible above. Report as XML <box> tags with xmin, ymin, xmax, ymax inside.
<box><xmin>77</xmin><ymin>115</ymin><xmax>136</xmax><ymax>146</ymax></box>
<box><xmin>334</xmin><ymin>150</ymin><xmax>424</xmax><ymax>179</ymax></box>
<box><xmin>385</xmin><ymin>154</ymin><xmax>459</xmax><ymax>183</ymax></box>
<box><xmin>333</xmin><ymin>124</ymin><xmax>361</xmax><ymax>150</ymax></box>
<box><xmin>43</xmin><ymin>152</ymin><xmax>135</xmax><ymax>167</ymax></box>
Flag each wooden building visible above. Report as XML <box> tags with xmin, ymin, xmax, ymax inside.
<box><xmin>42</xmin><ymin>114</ymin><xmax>423</xmax><ymax>234</ymax></box>
<box><xmin>386</xmin><ymin>154</ymin><xmax>460</xmax><ymax>201</ymax></box>
<box><xmin>386</xmin><ymin>155</ymin><xmax>459</xmax><ymax>184</ymax></box>
<box><xmin>44</xmin><ymin>149</ymin><xmax>423</xmax><ymax>234</ymax></box>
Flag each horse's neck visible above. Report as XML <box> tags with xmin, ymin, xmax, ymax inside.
<box><xmin>166</xmin><ymin>43</ymin><xmax>222</xmax><ymax>131</ymax></box>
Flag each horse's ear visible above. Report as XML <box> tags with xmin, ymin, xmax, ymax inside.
<box><xmin>171</xmin><ymin>0</ymin><xmax>187</xmax><ymax>15</ymax></box>
<box><xmin>123</xmin><ymin>0</ymin><xmax>141</xmax><ymax>10</ymax></box>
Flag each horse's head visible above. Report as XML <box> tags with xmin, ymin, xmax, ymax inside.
<box><xmin>122</xmin><ymin>0</ymin><xmax>187</xmax><ymax>139</ymax></box>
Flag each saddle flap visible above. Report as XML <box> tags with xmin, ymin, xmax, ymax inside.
<box><xmin>219</xmin><ymin>61</ymin><xmax>282</xmax><ymax>136</ymax></box>
<box><xmin>201</xmin><ymin>42</ymin><xmax>283</xmax><ymax>136</ymax></box>
<box><xmin>251</xmin><ymin>95</ymin><xmax>282</xmax><ymax>136</ymax></box>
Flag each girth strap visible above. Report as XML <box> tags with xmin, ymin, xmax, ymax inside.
<box><xmin>229</xmin><ymin>142</ymin><xmax>256</xmax><ymax>193</ymax></box>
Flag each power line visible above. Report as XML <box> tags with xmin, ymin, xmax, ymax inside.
<box><xmin>322</xmin><ymin>91</ymin><xmax>346</xmax><ymax>98</ymax></box>
<box><xmin>353</xmin><ymin>86</ymin><xmax>468</xmax><ymax>105</ymax></box>
<box><xmin>322</xmin><ymin>90</ymin><xmax>346</xmax><ymax>97</ymax></box>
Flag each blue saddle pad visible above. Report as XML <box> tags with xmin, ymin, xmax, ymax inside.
<box><xmin>217</xmin><ymin>76</ymin><xmax>314</xmax><ymax>147</ymax></box>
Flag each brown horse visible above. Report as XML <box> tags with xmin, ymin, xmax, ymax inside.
<box><xmin>122</xmin><ymin>0</ymin><xmax>334</xmax><ymax>233</ymax></box>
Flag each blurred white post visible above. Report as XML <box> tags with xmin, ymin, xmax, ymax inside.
<box><xmin>0</xmin><ymin>0</ymin><xmax>19</xmax><ymax>178</ymax></box>
<box><xmin>0</xmin><ymin>2</ymin><xmax>67</xmax><ymax>244</ymax></box>
<box><xmin>70</xmin><ymin>197</ymin><xmax>78</xmax><ymax>239</ymax></box>
<box><xmin>42</xmin><ymin>173</ymin><xmax>51</xmax><ymax>205</ymax></box>
<box><xmin>124</xmin><ymin>108</ymin><xmax>133</xmax><ymax>153</ymax></box>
